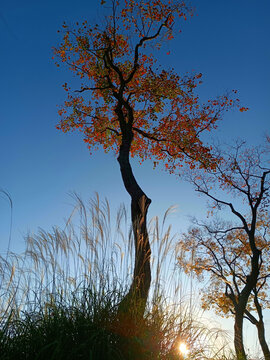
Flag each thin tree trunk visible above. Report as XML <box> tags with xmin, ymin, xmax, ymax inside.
<box><xmin>117</xmin><ymin>136</ymin><xmax>151</xmax><ymax>317</ymax></box>
<box><xmin>232</xmin><ymin>239</ymin><xmax>260</xmax><ymax>360</ymax></box>
<box><xmin>257</xmin><ymin>321</ymin><xmax>270</xmax><ymax>360</ymax></box>
<box><xmin>245</xmin><ymin>304</ymin><xmax>270</xmax><ymax>360</ymax></box>
<box><xmin>254</xmin><ymin>293</ymin><xmax>270</xmax><ymax>360</ymax></box>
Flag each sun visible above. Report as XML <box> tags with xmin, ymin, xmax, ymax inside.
<box><xmin>179</xmin><ymin>342</ymin><xmax>189</xmax><ymax>356</ymax></box>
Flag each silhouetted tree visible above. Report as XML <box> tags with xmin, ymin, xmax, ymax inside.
<box><xmin>54</xmin><ymin>0</ymin><xmax>243</xmax><ymax>317</ymax></box>
<box><xmin>178</xmin><ymin>140</ymin><xmax>270</xmax><ymax>359</ymax></box>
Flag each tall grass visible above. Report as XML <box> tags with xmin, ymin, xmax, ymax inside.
<box><xmin>0</xmin><ymin>193</ymin><xmax>232</xmax><ymax>359</ymax></box>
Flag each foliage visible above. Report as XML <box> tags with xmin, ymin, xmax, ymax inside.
<box><xmin>177</xmin><ymin>139</ymin><xmax>270</xmax><ymax>359</ymax></box>
<box><xmin>53</xmin><ymin>0</ymin><xmax>247</xmax><ymax>173</ymax></box>
<box><xmin>178</xmin><ymin>214</ymin><xmax>270</xmax><ymax>317</ymax></box>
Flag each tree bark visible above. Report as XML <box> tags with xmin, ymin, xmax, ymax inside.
<box><xmin>253</xmin><ymin>293</ymin><xmax>270</xmax><ymax>360</ymax></box>
<box><xmin>117</xmin><ymin>135</ymin><xmax>151</xmax><ymax>317</ymax></box>
<box><xmin>229</xmin><ymin>247</ymin><xmax>260</xmax><ymax>360</ymax></box>
<box><xmin>234</xmin><ymin>307</ymin><xmax>247</xmax><ymax>360</ymax></box>
<box><xmin>257</xmin><ymin>321</ymin><xmax>270</xmax><ymax>360</ymax></box>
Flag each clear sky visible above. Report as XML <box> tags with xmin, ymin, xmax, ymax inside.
<box><xmin>1</xmin><ymin>0</ymin><xmax>270</xmax><ymax>355</ymax></box>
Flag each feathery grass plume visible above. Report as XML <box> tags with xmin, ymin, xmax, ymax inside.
<box><xmin>1</xmin><ymin>193</ymin><xmax>232</xmax><ymax>359</ymax></box>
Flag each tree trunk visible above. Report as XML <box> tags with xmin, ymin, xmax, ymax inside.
<box><xmin>234</xmin><ymin>309</ymin><xmax>247</xmax><ymax>360</ymax></box>
<box><xmin>245</xmin><ymin>296</ymin><xmax>270</xmax><ymax>360</ymax></box>
<box><xmin>130</xmin><ymin>196</ymin><xmax>151</xmax><ymax>303</ymax></box>
<box><xmin>117</xmin><ymin>136</ymin><xmax>151</xmax><ymax>317</ymax></box>
<box><xmin>252</xmin><ymin>291</ymin><xmax>270</xmax><ymax>360</ymax></box>
<box><xmin>232</xmin><ymin>240</ymin><xmax>260</xmax><ymax>360</ymax></box>
<box><xmin>257</xmin><ymin>321</ymin><xmax>270</xmax><ymax>360</ymax></box>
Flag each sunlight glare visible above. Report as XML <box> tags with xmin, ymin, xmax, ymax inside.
<box><xmin>179</xmin><ymin>342</ymin><xmax>189</xmax><ymax>356</ymax></box>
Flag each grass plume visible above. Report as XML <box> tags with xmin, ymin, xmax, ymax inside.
<box><xmin>0</xmin><ymin>193</ymin><xmax>232</xmax><ymax>359</ymax></box>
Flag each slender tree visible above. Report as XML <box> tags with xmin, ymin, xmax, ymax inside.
<box><xmin>54</xmin><ymin>0</ymin><xmax>243</xmax><ymax>317</ymax></box>
<box><xmin>178</xmin><ymin>140</ymin><xmax>270</xmax><ymax>359</ymax></box>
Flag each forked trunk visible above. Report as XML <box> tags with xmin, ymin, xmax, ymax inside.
<box><xmin>245</xmin><ymin>297</ymin><xmax>270</xmax><ymax>360</ymax></box>
<box><xmin>232</xmin><ymin>239</ymin><xmax>261</xmax><ymax>360</ymax></box>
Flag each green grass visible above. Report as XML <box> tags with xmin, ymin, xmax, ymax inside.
<box><xmin>0</xmin><ymin>193</ymin><xmax>233</xmax><ymax>359</ymax></box>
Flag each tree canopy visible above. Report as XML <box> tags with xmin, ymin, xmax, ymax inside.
<box><xmin>54</xmin><ymin>0</ymin><xmax>247</xmax><ymax>174</ymax></box>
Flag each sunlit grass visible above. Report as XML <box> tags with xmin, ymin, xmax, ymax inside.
<box><xmin>0</xmin><ymin>193</ymin><xmax>233</xmax><ymax>359</ymax></box>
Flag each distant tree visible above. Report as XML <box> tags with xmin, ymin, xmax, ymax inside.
<box><xmin>177</xmin><ymin>140</ymin><xmax>270</xmax><ymax>360</ymax></box>
<box><xmin>54</xmin><ymin>0</ymin><xmax>243</xmax><ymax>317</ymax></box>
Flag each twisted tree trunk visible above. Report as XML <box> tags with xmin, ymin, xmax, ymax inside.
<box><xmin>117</xmin><ymin>135</ymin><xmax>151</xmax><ymax>318</ymax></box>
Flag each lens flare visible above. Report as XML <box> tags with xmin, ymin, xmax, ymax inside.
<box><xmin>179</xmin><ymin>342</ymin><xmax>189</xmax><ymax>356</ymax></box>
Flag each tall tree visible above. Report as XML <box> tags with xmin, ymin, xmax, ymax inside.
<box><xmin>177</xmin><ymin>141</ymin><xmax>270</xmax><ymax>360</ymax></box>
<box><xmin>54</xmin><ymin>0</ymin><xmax>242</xmax><ymax>317</ymax></box>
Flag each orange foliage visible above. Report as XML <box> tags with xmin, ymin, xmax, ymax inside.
<box><xmin>178</xmin><ymin>214</ymin><xmax>270</xmax><ymax>317</ymax></box>
<box><xmin>54</xmin><ymin>0</ymin><xmax>245</xmax><ymax>172</ymax></box>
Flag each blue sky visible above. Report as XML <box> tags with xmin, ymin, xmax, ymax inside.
<box><xmin>0</xmin><ymin>0</ymin><xmax>269</xmax><ymax>353</ymax></box>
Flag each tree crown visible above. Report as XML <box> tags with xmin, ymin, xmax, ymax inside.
<box><xmin>54</xmin><ymin>0</ymin><xmax>247</xmax><ymax>172</ymax></box>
